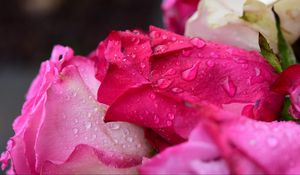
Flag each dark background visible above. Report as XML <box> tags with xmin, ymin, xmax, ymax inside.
<box><xmin>0</xmin><ymin>0</ymin><xmax>299</xmax><ymax>174</ymax></box>
<box><xmin>0</xmin><ymin>0</ymin><xmax>162</xmax><ymax>173</ymax></box>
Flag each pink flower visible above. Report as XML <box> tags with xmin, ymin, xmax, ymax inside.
<box><xmin>161</xmin><ymin>0</ymin><xmax>200</xmax><ymax>34</ymax></box>
<box><xmin>272</xmin><ymin>64</ymin><xmax>300</xmax><ymax>119</ymax></box>
<box><xmin>96</xmin><ymin>26</ymin><xmax>283</xmax><ymax>149</ymax></box>
<box><xmin>140</xmin><ymin>104</ymin><xmax>300</xmax><ymax>174</ymax></box>
<box><xmin>0</xmin><ymin>45</ymin><xmax>151</xmax><ymax>174</ymax></box>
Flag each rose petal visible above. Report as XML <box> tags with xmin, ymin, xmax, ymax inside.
<box><xmin>96</xmin><ymin>30</ymin><xmax>152</xmax><ymax>105</ymax></box>
<box><xmin>35</xmin><ymin>65</ymin><xmax>150</xmax><ymax>170</ymax></box>
<box><xmin>161</xmin><ymin>0</ymin><xmax>200</xmax><ymax>34</ymax></box>
<box><xmin>41</xmin><ymin>145</ymin><xmax>138</xmax><ymax>175</ymax></box>
<box><xmin>151</xmin><ymin>34</ymin><xmax>282</xmax><ymax>121</ymax></box>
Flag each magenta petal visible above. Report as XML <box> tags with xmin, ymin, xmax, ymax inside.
<box><xmin>96</xmin><ymin>30</ymin><xmax>152</xmax><ymax>105</ymax></box>
<box><xmin>161</xmin><ymin>0</ymin><xmax>200</xmax><ymax>34</ymax></box>
<box><xmin>104</xmin><ymin>84</ymin><xmax>186</xmax><ymax>144</ymax></box>
<box><xmin>150</xmin><ymin>33</ymin><xmax>283</xmax><ymax>121</ymax></box>
<box><xmin>272</xmin><ymin>64</ymin><xmax>300</xmax><ymax>119</ymax></box>
<box><xmin>149</xmin><ymin>26</ymin><xmax>193</xmax><ymax>56</ymax></box>
<box><xmin>41</xmin><ymin>145</ymin><xmax>138</xmax><ymax>174</ymax></box>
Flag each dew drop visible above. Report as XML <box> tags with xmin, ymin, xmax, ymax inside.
<box><xmin>72</xmin><ymin>128</ymin><xmax>79</xmax><ymax>134</ymax></box>
<box><xmin>162</xmin><ymin>34</ymin><xmax>168</xmax><ymax>40</ymax></box>
<box><xmin>150</xmin><ymin>31</ymin><xmax>160</xmax><ymax>38</ymax></box>
<box><xmin>94</xmin><ymin>107</ymin><xmax>99</xmax><ymax>112</ymax></box>
<box><xmin>206</xmin><ymin>60</ymin><xmax>214</xmax><ymax>67</ymax></box>
<box><xmin>85</xmin><ymin>122</ymin><xmax>92</xmax><ymax>129</ymax></box>
<box><xmin>255</xmin><ymin>67</ymin><xmax>261</xmax><ymax>76</ymax></box>
<box><xmin>131</xmin><ymin>53</ymin><xmax>136</xmax><ymax>58</ymax></box>
<box><xmin>140</xmin><ymin>62</ymin><xmax>146</xmax><ymax>68</ymax></box>
<box><xmin>157</xmin><ymin>78</ymin><xmax>173</xmax><ymax>89</ymax></box>
<box><xmin>168</xmin><ymin>113</ymin><xmax>175</xmax><ymax>120</ymax></box>
<box><xmin>123</xmin><ymin>128</ymin><xmax>130</xmax><ymax>136</ymax></box>
<box><xmin>126</xmin><ymin>137</ymin><xmax>133</xmax><ymax>143</ymax></box>
<box><xmin>164</xmin><ymin>68</ymin><xmax>176</xmax><ymax>76</ymax></box>
<box><xmin>267</xmin><ymin>136</ymin><xmax>278</xmax><ymax>147</ymax></box>
<box><xmin>154</xmin><ymin>115</ymin><xmax>160</xmax><ymax>124</ymax></box>
<box><xmin>154</xmin><ymin>45</ymin><xmax>168</xmax><ymax>54</ymax></box>
<box><xmin>150</xmin><ymin>93</ymin><xmax>156</xmax><ymax>99</ymax></box>
<box><xmin>182</xmin><ymin>50</ymin><xmax>191</xmax><ymax>57</ymax></box>
<box><xmin>181</xmin><ymin>62</ymin><xmax>200</xmax><ymax>81</ymax></box>
<box><xmin>171</xmin><ymin>87</ymin><xmax>183</xmax><ymax>93</ymax></box>
<box><xmin>109</xmin><ymin>123</ymin><xmax>120</xmax><ymax>130</ymax></box>
<box><xmin>191</xmin><ymin>38</ymin><xmax>206</xmax><ymax>48</ymax></box>
<box><xmin>222</xmin><ymin>77</ymin><xmax>236</xmax><ymax>97</ymax></box>
<box><xmin>166</xmin><ymin>120</ymin><xmax>172</xmax><ymax>126</ymax></box>
<box><xmin>171</xmin><ymin>36</ymin><xmax>177</xmax><ymax>41</ymax></box>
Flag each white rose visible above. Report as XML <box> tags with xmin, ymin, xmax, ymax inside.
<box><xmin>185</xmin><ymin>0</ymin><xmax>300</xmax><ymax>52</ymax></box>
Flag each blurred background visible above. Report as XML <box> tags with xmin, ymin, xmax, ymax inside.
<box><xmin>0</xmin><ymin>0</ymin><xmax>162</xmax><ymax>173</ymax></box>
<box><xmin>0</xmin><ymin>0</ymin><xmax>300</xmax><ymax>174</ymax></box>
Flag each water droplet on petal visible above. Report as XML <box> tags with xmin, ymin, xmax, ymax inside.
<box><xmin>255</xmin><ymin>67</ymin><xmax>261</xmax><ymax>76</ymax></box>
<box><xmin>267</xmin><ymin>136</ymin><xmax>278</xmax><ymax>147</ymax></box>
<box><xmin>171</xmin><ymin>87</ymin><xmax>183</xmax><ymax>93</ymax></box>
<box><xmin>181</xmin><ymin>62</ymin><xmax>200</xmax><ymax>81</ymax></box>
<box><xmin>150</xmin><ymin>31</ymin><xmax>160</xmax><ymax>38</ymax></box>
<box><xmin>85</xmin><ymin>122</ymin><xmax>92</xmax><ymax>129</ymax></box>
<box><xmin>166</xmin><ymin>120</ymin><xmax>172</xmax><ymax>126</ymax></box>
<box><xmin>109</xmin><ymin>123</ymin><xmax>120</xmax><ymax>130</ymax></box>
<box><xmin>182</xmin><ymin>50</ymin><xmax>191</xmax><ymax>57</ymax></box>
<box><xmin>126</xmin><ymin>137</ymin><xmax>133</xmax><ymax>143</ymax></box>
<box><xmin>140</xmin><ymin>62</ymin><xmax>146</xmax><ymax>68</ymax></box>
<box><xmin>72</xmin><ymin>128</ymin><xmax>79</xmax><ymax>134</ymax></box>
<box><xmin>206</xmin><ymin>60</ymin><xmax>214</xmax><ymax>67</ymax></box>
<box><xmin>154</xmin><ymin>45</ymin><xmax>168</xmax><ymax>54</ymax></box>
<box><xmin>168</xmin><ymin>113</ymin><xmax>175</xmax><ymax>120</ymax></box>
<box><xmin>191</xmin><ymin>38</ymin><xmax>206</xmax><ymax>48</ymax></box>
<box><xmin>162</xmin><ymin>34</ymin><xmax>168</xmax><ymax>40</ymax></box>
<box><xmin>222</xmin><ymin>77</ymin><xmax>236</xmax><ymax>97</ymax></box>
<box><xmin>150</xmin><ymin>93</ymin><xmax>156</xmax><ymax>99</ymax></box>
<box><xmin>163</xmin><ymin>68</ymin><xmax>176</xmax><ymax>76</ymax></box>
<box><xmin>131</xmin><ymin>53</ymin><xmax>136</xmax><ymax>58</ymax></box>
<box><xmin>171</xmin><ymin>36</ymin><xmax>177</xmax><ymax>41</ymax></box>
<box><xmin>154</xmin><ymin>115</ymin><xmax>160</xmax><ymax>124</ymax></box>
<box><xmin>157</xmin><ymin>78</ymin><xmax>173</xmax><ymax>89</ymax></box>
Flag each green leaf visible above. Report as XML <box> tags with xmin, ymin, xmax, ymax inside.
<box><xmin>273</xmin><ymin>8</ymin><xmax>297</xmax><ymax>69</ymax></box>
<box><xmin>258</xmin><ymin>33</ymin><xmax>283</xmax><ymax>73</ymax></box>
<box><xmin>280</xmin><ymin>97</ymin><xmax>299</xmax><ymax>121</ymax></box>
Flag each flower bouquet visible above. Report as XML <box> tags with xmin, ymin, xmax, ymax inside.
<box><xmin>1</xmin><ymin>0</ymin><xmax>300</xmax><ymax>174</ymax></box>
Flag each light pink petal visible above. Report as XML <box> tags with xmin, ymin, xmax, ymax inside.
<box><xmin>35</xmin><ymin>65</ymin><xmax>151</xmax><ymax>170</ymax></box>
<box><xmin>41</xmin><ymin>145</ymin><xmax>138</xmax><ymax>175</ymax></box>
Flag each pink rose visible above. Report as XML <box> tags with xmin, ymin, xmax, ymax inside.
<box><xmin>96</xmin><ymin>26</ymin><xmax>283</xmax><ymax>149</ymax></box>
<box><xmin>0</xmin><ymin>45</ymin><xmax>151</xmax><ymax>174</ymax></box>
<box><xmin>272</xmin><ymin>64</ymin><xmax>300</xmax><ymax>119</ymax></box>
<box><xmin>140</xmin><ymin>103</ymin><xmax>300</xmax><ymax>174</ymax></box>
<box><xmin>162</xmin><ymin>0</ymin><xmax>200</xmax><ymax>34</ymax></box>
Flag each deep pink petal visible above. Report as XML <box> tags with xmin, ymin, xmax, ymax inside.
<box><xmin>150</xmin><ymin>33</ymin><xmax>283</xmax><ymax>121</ymax></box>
<box><xmin>96</xmin><ymin>30</ymin><xmax>152</xmax><ymax>105</ymax></box>
<box><xmin>161</xmin><ymin>0</ymin><xmax>200</xmax><ymax>34</ymax></box>
<box><xmin>149</xmin><ymin>26</ymin><xmax>193</xmax><ymax>56</ymax></box>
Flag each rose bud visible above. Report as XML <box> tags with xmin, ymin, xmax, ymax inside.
<box><xmin>140</xmin><ymin>103</ymin><xmax>300</xmax><ymax>174</ymax></box>
<box><xmin>185</xmin><ymin>0</ymin><xmax>300</xmax><ymax>52</ymax></box>
<box><xmin>96</xmin><ymin>26</ymin><xmax>283</xmax><ymax>148</ymax></box>
<box><xmin>161</xmin><ymin>0</ymin><xmax>200</xmax><ymax>34</ymax></box>
<box><xmin>272</xmin><ymin>64</ymin><xmax>300</xmax><ymax>119</ymax></box>
<box><xmin>0</xmin><ymin>46</ymin><xmax>151</xmax><ymax>174</ymax></box>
